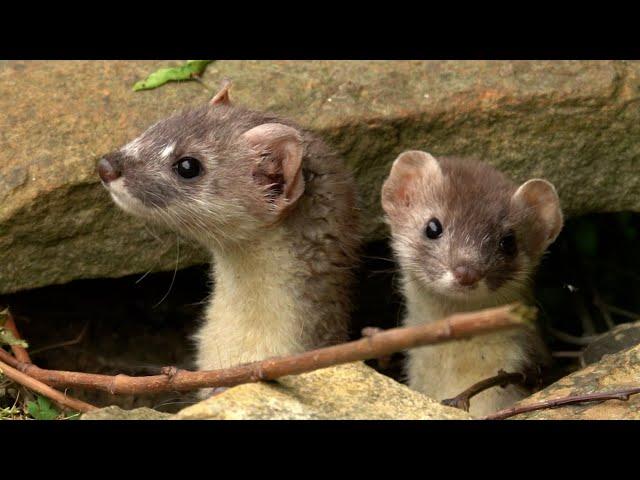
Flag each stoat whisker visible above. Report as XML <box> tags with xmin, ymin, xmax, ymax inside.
<box><xmin>152</xmin><ymin>235</ymin><xmax>181</xmax><ymax>309</ymax></box>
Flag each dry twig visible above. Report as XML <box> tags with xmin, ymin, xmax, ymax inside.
<box><xmin>441</xmin><ymin>370</ymin><xmax>527</xmax><ymax>411</ymax></box>
<box><xmin>601</xmin><ymin>303</ymin><xmax>640</xmax><ymax>320</ymax></box>
<box><xmin>3</xmin><ymin>311</ymin><xmax>31</xmax><ymax>364</ymax></box>
<box><xmin>361</xmin><ymin>326</ymin><xmax>393</xmax><ymax>369</ymax></box>
<box><xmin>1</xmin><ymin>311</ymin><xmax>97</xmax><ymax>414</ymax></box>
<box><xmin>547</xmin><ymin>327</ymin><xmax>600</xmax><ymax>346</ymax></box>
<box><xmin>483</xmin><ymin>386</ymin><xmax>640</xmax><ymax>420</ymax></box>
<box><xmin>0</xmin><ymin>358</ymin><xmax>97</xmax><ymax>413</ymax></box>
<box><xmin>0</xmin><ymin>303</ymin><xmax>533</xmax><ymax>396</ymax></box>
<box><xmin>30</xmin><ymin>322</ymin><xmax>89</xmax><ymax>356</ymax></box>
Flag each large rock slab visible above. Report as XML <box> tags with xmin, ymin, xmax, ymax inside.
<box><xmin>3</xmin><ymin>60</ymin><xmax>640</xmax><ymax>293</ymax></box>
<box><xmin>174</xmin><ymin>361</ymin><xmax>471</xmax><ymax>420</ymax></box>
<box><xmin>511</xmin><ymin>343</ymin><xmax>640</xmax><ymax>419</ymax></box>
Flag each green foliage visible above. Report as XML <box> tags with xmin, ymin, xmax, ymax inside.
<box><xmin>0</xmin><ymin>405</ymin><xmax>21</xmax><ymax>419</ymax></box>
<box><xmin>1</xmin><ymin>310</ymin><xmax>78</xmax><ymax>421</ymax></box>
<box><xmin>0</xmin><ymin>308</ymin><xmax>28</xmax><ymax>348</ymax></box>
<box><xmin>571</xmin><ymin>212</ymin><xmax>638</xmax><ymax>258</ymax></box>
<box><xmin>536</xmin><ymin>211</ymin><xmax>640</xmax><ymax>340</ymax></box>
<box><xmin>617</xmin><ymin>212</ymin><xmax>638</xmax><ymax>241</ymax></box>
<box><xmin>573</xmin><ymin>220</ymin><xmax>599</xmax><ymax>257</ymax></box>
<box><xmin>26</xmin><ymin>396</ymin><xmax>59</xmax><ymax>420</ymax></box>
<box><xmin>133</xmin><ymin>60</ymin><xmax>213</xmax><ymax>91</ymax></box>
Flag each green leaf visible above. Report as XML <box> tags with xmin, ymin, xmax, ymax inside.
<box><xmin>0</xmin><ymin>308</ymin><xmax>28</xmax><ymax>348</ymax></box>
<box><xmin>133</xmin><ymin>60</ymin><xmax>213</xmax><ymax>91</ymax></box>
<box><xmin>27</xmin><ymin>396</ymin><xmax>60</xmax><ymax>420</ymax></box>
<box><xmin>0</xmin><ymin>328</ymin><xmax>28</xmax><ymax>348</ymax></box>
<box><xmin>574</xmin><ymin>221</ymin><xmax>599</xmax><ymax>257</ymax></box>
<box><xmin>617</xmin><ymin>212</ymin><xmax>638</xmax><ymax>241</ymax></box>
<box><xmin>184</xmin><ymin>60</ymin><xmax>213</xmax><ymax>72</ymax></box>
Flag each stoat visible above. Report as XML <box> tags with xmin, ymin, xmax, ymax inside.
<box><xmin>381</xmin><ymin>150</ymin><xmax>562</xmax><ymax>416</ymax></box>
<box><xmin>97</xmin><ymin>83</ymin><xmax>360</xmax><ymax>395</ymax></box>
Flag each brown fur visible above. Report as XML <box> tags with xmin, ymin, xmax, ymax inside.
<box><xmin>382</xmin><ymin>150</ymin><xmax>561</xmax><ymax>416</ymax></box>
<box><xmin>100</xmin><ymin>89</ymin><xmax>360</xmax><ymax>388</ymax></box>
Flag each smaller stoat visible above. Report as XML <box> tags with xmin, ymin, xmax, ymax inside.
<box><xmin>97</xmin><ymin>83</ymin><xmax>360</xmax><ymax>396</ymax></box>
<box><xmin>381</xmin><ymin>150</ymin><xmax>563</xmax><ymax>416</ymax></box>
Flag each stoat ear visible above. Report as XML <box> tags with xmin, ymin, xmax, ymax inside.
<box><xmin>511</xmin><ymin>178</ymin><xmax>563</xmax><ymax>254</ymax></box>
<box><xmin>210</xmin><ymin>80</ymin><xmax>232</xmax><ymax>106</ymax></box>
<box><xmin>381</xmin><ymin>150</ymin><xmax>443</xmax><ymax>214</ymax></box>
<box><xmin>240</xmin><ymin>123</ymin><xmax>305</xmax><ymax>218</ymax></box>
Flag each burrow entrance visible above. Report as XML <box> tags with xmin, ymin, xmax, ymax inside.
<box><xmin>2</xmin><ymin>212</ymin><xmax>638</xmax><ymax>412</ymax></box>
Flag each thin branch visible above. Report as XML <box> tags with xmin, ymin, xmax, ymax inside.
<box><xmin>483</xmin><ymin>386</ymin><xmax>640</xmax><ymax>420</ymax></box>
<box><xmin>592</xmin><ymin>291</ymin><xmax>615</xmax><ymax>330</ymax></box>
<box><xmin>3</xmin><ymin>311</ymin><xmax>31</xmax><ymax>364</ymax></box>
<box><xmin>551</xmin><ymin>351</ymin><xmax>583</xmax><ymax>359</ymax></box>
<box><xmin>29</xmin><ymin>322</ymin><xmax>89</xmax><ymax>356</ymax></box>
<box><xmin>0</xmin><ymin>303</ymin><xmax>533</xmax><ymax>396</ymax></box>
<box><xmin>547</xmin><ymin>327</ymin><xmax>601</xmax><ymax>346</ymax></box>
<box><xmin>441</xmin><ymin>370</ymin><xmax>527</xmax><ymax>412</ymax></box>
<box><xmin>601</xmin><ymin>303</ymin><xmax>640</xmax><ymax>320</ymax></box>
<box><xmin>361</xmin><ymin>326</ymin><xmax>393</xmax><ymax>369</ymax></box>
<box><xmin>576</xmin><ymin>295</ymin><xmax>597</xmax><ymax>336</ymax></box>
<box><xmin>0</xmin><ymin>358</ymin><xmax>97</xmax><ymax>413</ymax></box>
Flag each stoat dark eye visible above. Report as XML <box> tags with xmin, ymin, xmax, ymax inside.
<box><xmin>499</xmin><ymin>231</ymin><xmax>517</xmax><ymax>256</ymax></box>
<box><xmin>173</xmin><ymin>157</ymin><xmax>202</xmax><ymax>179</ymax></box>
<box><xmin>425</xmin><ymin>218</ymin><xmax>443</xmax><ymax>239</ymax></box>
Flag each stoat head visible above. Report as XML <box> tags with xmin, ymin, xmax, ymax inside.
<box><xmin>97</xmin><ymin>82</ymin><xmax>306</xmax><ymax>248</ymax></box>
<box><xmin>381</xmin><ymin>150</ymin><xmax>563</xmax><ymax>303</ymax></box>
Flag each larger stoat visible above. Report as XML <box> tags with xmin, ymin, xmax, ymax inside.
<box><xmin>97</xmin><ymin>83</ymin><xmax>360</xmax><ymax>395</ymax></box>
<box><xmin>381</xmin><ymin>150</ymin><xmax>562</xmax><ymax>416</ymax></box>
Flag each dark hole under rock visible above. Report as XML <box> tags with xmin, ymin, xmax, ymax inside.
<box><xmin>1</xmin><ymin>212</ymin><xmax>639</xmax><ymax>413</ymax></box>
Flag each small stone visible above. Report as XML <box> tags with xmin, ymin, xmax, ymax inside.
<box><xmin>81</xmin><ymin>406</ymin><xmax>171</xmax><ymax>420</ymax></box>
<box><xmin>174</xmin><ymin>362</ymin><xmax>471</xmax><ymax>420</ymax></box>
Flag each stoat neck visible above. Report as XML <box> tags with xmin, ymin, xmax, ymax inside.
<box><xmin>196</xmin><ymin>228</ymin><xmax>308</xmax><ymax>370</ymax></box>
<box><xmin>210</xmin><ymin>228</ymin><xmax>303</xmax><ymax>331</ymax></box>
<box><xmin>400</xmin><ymin>272</ymin><xmax>536</xmax><ymax>416</ymax></box>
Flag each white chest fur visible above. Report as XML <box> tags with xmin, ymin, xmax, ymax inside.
<box><xmin>194</xmin><ymin>229</ymin><xmax>308</xmax><ymax>371</ymax></box>
<box><xmin>402</xmin><ymin>279</ymin><xmax>531</xmax><ymax>417</ymax></box>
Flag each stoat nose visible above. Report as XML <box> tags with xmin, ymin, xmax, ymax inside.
<box><xmin>97</xmin><ymin>157</ymin><xmax>121</xmax><ymax>183</ymax></box>
<box><xmin>453</xmin><ymin>265</ymin><xmax>481</xmax><ymax>286</ymax></box>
